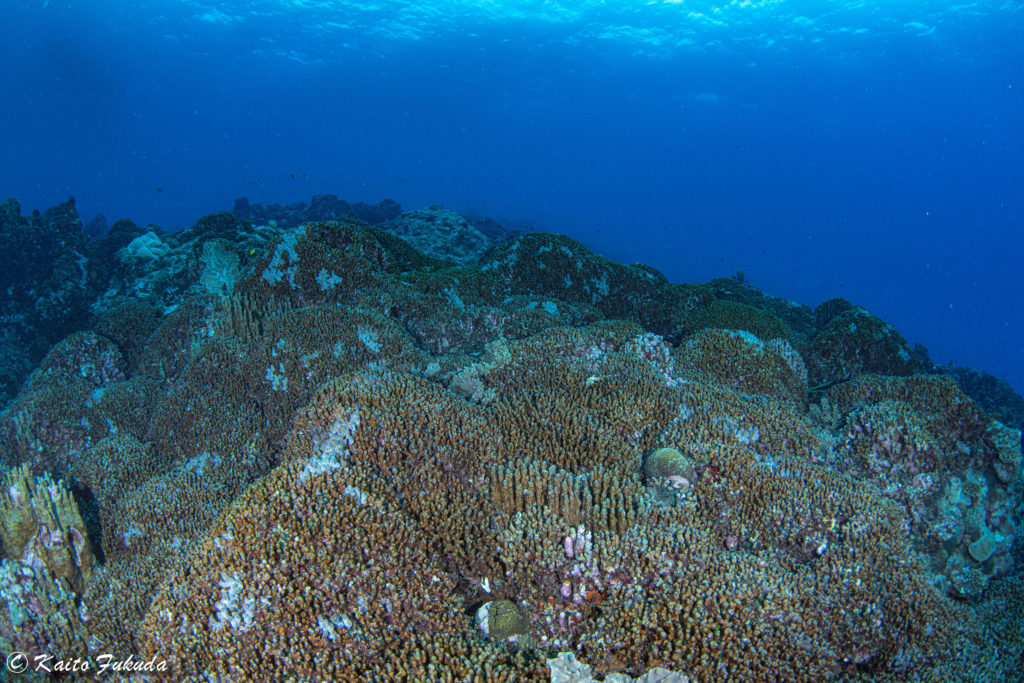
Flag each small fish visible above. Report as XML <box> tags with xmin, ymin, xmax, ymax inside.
<box><xmin>289</xmin><ymin>173</ymin><xmax>295</xmax><ymax>179</ymax></box>
<box><xmin>155</xmin><ymin>187</ymin><xmax>164</xmax><ymax>192</ymax></box>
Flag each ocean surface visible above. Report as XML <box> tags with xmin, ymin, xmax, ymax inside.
<box><xmin>0</xmin><ymin>1</ymin><xmax>1023</xmax><ymax>681</ymax></box>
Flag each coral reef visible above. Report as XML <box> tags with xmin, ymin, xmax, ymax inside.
<box><xmin>674</xmin><ymin>328</ymin><xmax>809</xmax><ymax>404</ymax></box>
<box><xmin>0</xmin><ymin>198</ymin><xmax>1021</xmax><ymax>681</ymax></box>
<box><xmin>818</xmin><ymin>377</ymin><xmax>1021</xmax><ymax>599</ymax></box>
<box><xmin>692</xmin><ymin>298</ymin><xmax>795</xmax><ymax>346</ymax></box>
<box><xmin>480</xmin><ymin>232</ymin><xmax>712</xmax><ymax>342</ymax></box>
<box><xmin>936</xmin><ymin>364</ymin><xmax>1024</xmax><ymax>430</ymax></box>
<box><xmin>232</xmin><ymin>194</ymin><xmax>403</xmax><ymax>229</ymax></box>
<box><xmin>0</xmin><ymin>465</ymin><xmax>94</xmax><ymax>663</ymax></box>
<box><xmin>705</xmin><ymin>277</ymin><xmax>817</xmax><ymax>347</ymax></box>
<box><xmin>381</xmin><ymin>206</ymin><xmax>494</xmax><ymax>264</ymax></box>
<box><xmin>808</xmin><ymin>306</ymin><xmax>920</xmax><ymax>385</ymax></box>
<box><xmin>0</xmin><ymin>198</ymin><xmax>95</xmax><ymax>396</ymax></box>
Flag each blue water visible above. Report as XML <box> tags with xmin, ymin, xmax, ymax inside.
<box><xmin>1</xmin><ymin>0</ymin><xmax>1021</xmax><ymax>393</ymax></box>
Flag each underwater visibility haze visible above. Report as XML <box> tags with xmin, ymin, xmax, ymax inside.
<box><xmin>2</xmin><ymin>0</ymin><xmax>1023</xmax><ymax>395</ymax></box>
<box><xmin>0</xmin><ymin>0</ymin><xmax>1023</xmax><ymax>681</ymax></box>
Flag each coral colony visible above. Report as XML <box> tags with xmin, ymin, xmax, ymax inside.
<box><xmin>0</xmin><ymin>196</ymin><xmax>1021</xmax><ymax>681</ymax></box>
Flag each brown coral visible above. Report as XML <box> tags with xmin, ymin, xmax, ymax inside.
<box><xmin>0</xmin><ymin>213</ymin><xmax>1018</xmax><ymax>682</ymax></box>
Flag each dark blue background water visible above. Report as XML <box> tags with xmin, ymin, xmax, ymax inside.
<box><xmin>1</xmin><ymin>1</ymin><xmax>1021</xmax><ymax>393</ymax></box>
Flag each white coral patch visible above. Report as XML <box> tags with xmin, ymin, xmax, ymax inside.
<box><xmin>316</xmin><ymin>613</ymin><xmax>356</xmax><ymax>641</ymax></box>
<box><xmin>475</xmin><ymin>601</ymin><xmax>493</xmax><ymax>635</ymax></box>
<box><xmin>357</xmin><ymin>325</ymin><xmax>382</xmax><ymax>354</ymax></box>
<box><xmin>265</xmin><ymin>363</ymin><xmax>288</xmax><ymax>391</ymax></box>
<box><xmin>343</xmin><ymin>484</ymin><xmax>369</xmax><ymax>505</ymax></box>
<box><xmin>728</xmin><ymin>329</ymin><xmax>765</xmax><ymax>352</ymax></box>
<box><xmin>300</xmin><ymin>407</ymin><xmax>361</xmax><ymax>482</ymax></box>
<box><xmin>261</xmin><ymin>226</ymin><xmax>305</xmax><ymax>286</ymax></box>
<box><xmin>121</xmin><ymin>523</ymin><xmax>145</xmax><ymax>548</ymax></box>
<box><xmin>316</xmin><ymin>268</ymin><xmax>344</xmax><ymax>290</ymax></box>
<box><xmin>211</xmin><ymin>573</ymin><xmax>256</xmax><ymax>632</ymax></box>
